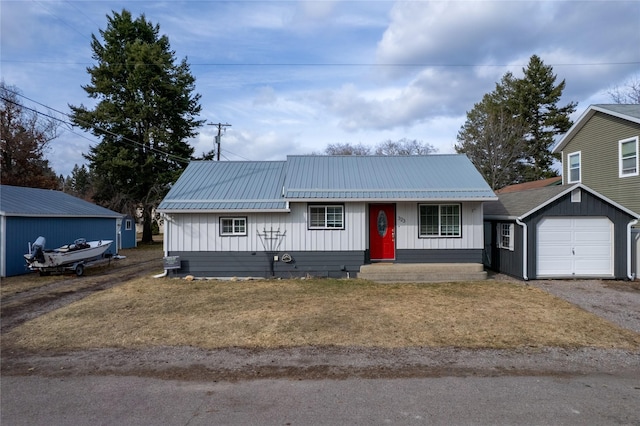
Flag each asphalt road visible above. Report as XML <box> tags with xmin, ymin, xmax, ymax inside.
<box><xmin>3</xmin><ymin>373</ymin><xmax>640</xmax><ymax>425</ymax></box>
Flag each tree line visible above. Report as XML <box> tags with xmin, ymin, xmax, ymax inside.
<box><xmin>2</xmin><ymin>9</ymin><xmax>639</xmax><ymax>243</ymax></box>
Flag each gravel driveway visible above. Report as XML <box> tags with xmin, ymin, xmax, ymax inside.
<box><xmin>526</xmin><ymin>279</ymin><xmax>640</xmax><ymax>334</ymax></box>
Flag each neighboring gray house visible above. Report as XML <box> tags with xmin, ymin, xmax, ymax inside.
<box><xmin>484</xmin><ymin>183</ymin><xmax>639</xmax><ymax>280</ymax></box>
<box><xmin>158</xmin><ymin>155</ymin><xmax>497</xmax><ymax>278</ymax></box>
<box><xmin>0</xmin><ymin>185</ymin><xmax>123</xmax><ymax>277</ymax></box>
<box><xmin>552</xmin><ymin>104</ymin><xmax>640</xmax><ymax>219</ymax></box>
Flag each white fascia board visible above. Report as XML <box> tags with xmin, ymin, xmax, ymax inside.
<box><xmin>553</xmin><ymin>105</ymin><xmax>640</xmax><ymax>153</ymax></box>
<box><xmin>285</xmin><ymin>197</ymin><xmax>499</xmax><ymax>203</ymax></box>
<box><xmin>157</xmin><ymin>208</ymin><xmax>291</xmax><ymax>214</ymax></box>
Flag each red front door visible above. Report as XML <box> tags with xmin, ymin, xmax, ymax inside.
<box><xmin>369</xmin><ymin>204</ymin><xmax>395</xmax><ymax>261</ymax></box>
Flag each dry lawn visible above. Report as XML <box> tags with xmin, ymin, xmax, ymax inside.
<box><xmin>5</xmin><ymin>277</ymin><xmax>640</xmax><ymax>351</ymax></box>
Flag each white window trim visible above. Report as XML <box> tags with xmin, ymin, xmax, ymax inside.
<box><xmin>220</xmin><ymin>217</ymin><xmax>247</xmax><ymax>236</ymax></box>
<box><xmin>308</xmin><ymin>204</ymin><xmax>345</xmax><ymax>230</ymax></box>
<box><xmin>418</xmin><ymin>204</ymin><xmax>461</xmax><ymax>238</ymax></box>
<box><xmin>498</xmin><ymin>223</ymin><xmax>514</xmax><ymax>251</ymax></box>
<box><xmin>567</xmin><ymin>151</ymin><xmax>581</xmax><ymax>183</ymax></box>
<box><xmin>619</xmin><ymin>136</ymin><xmax>639</xmax><ymax>178</ymax></box>
<box><xmin>125</xmin><ymin>219</ymin><xmax>132</xmax><ymax>231</ymax></box>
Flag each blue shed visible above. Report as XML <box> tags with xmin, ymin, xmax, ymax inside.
<box><xmin>0</xmin><ymin>185</ymin><xmax>123</xmax><ymax>277</ymax></box>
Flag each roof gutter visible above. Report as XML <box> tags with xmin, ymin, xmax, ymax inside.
<box><xmin>628</xmin><ymin>219</ymin><xmax>639</xmax><ymax>280</ymax></box>
<box><xmin>515</xmin><ymin>217</ymin><xmax>528</xmax><ymax>281</ymax></box>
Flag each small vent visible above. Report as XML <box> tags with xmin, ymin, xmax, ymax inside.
<box><xmin>571</xmin><ymin>188</ymin><xmax>581</xmax><ymax>203</ymax></box>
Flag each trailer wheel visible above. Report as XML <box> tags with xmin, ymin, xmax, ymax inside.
<box><xmin>75</xmin><ymin>264</ymin><xmax>84</xmax><ymax>277</ymax></box>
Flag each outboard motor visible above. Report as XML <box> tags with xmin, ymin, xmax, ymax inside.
<box><xmin>28</xmin><ymin>236</ymin><xmax>46</xmax><ymax>263</ymax></box>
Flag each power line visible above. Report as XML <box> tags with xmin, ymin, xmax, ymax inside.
<box><xmin>1</xmin><ymin>90</ymin><xmax>192</xmax><ymax>165</ymax></box>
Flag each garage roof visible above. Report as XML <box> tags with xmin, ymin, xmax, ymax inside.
<box><xmin>0</xmin><ymin>185</ymin><xmax>122</xmax><ymax>218</ymax></box>
<box><xmin>484</xmin><ymin>183</ymin><xmax>640</xmax><ymax>220</ymax></box>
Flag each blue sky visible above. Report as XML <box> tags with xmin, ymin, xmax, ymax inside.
<box><xmin>2</xmin><ymin>0</ymin><xmax>639</xmax><ymax>177</ymax></box>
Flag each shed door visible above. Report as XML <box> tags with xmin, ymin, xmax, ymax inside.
<box><xmin>537</xmin><ymin>217</ymin><xmax>613</xmax><ymax>277</ymax></box>
<box><xmin>369</xmin><ymin>204</ymin><xmax>395</xmax><ymax>261</ymax></box>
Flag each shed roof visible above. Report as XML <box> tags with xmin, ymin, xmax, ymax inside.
<box><xmin>284</xmin><ymin>155</ymin><xmax>496</xmax><ymax>201</ymax></box>
<box><xmin>553</xmin><ymin>104</ymin><xmax>640</xmax><ymax>153</ymax></box>
<box><xmin>0</xmin><ymin>185</ymin><xmax>122</xmax><ymax>218</ymax></box>
<box><xmin>484</xmin><ymin>183</ymin><xmax>640</xmax><ymax>220</ymax></box>
<box><xmin>158</xmin><ymin>155</ymin><xmax>496</xmax><ymax>213</ymax></box>
<box><xmin>158</xmin><ymin>161</ymin><xmax>288</xmax><ymax>212</ymax></box>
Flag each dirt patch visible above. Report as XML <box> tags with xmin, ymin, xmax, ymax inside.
<box><xmin>2</xmin><ymin>346</ymin><xmax>638</xmax><ymax>382</ymax></box>
<box><xmin>0</xmin><ymin>244</ymin><xmax>163</xmax><ymax>333</ymax></box>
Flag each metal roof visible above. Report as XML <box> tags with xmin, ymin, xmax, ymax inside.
<box><xmin>158</xmin><ymin>161</ymin><xmax>289</xmax><ymax>212</ymax></box>
<box><xmin>0</xmin><ymin>185</ymin><xmax>122</xmax><ymax>218</ymax></box>
<box><xmin>158</xmin><ymin>155</ymin><xmax>496</xmax><ymax>213</ymax></box>
<box><xmin>484</xmin><ymin>183</ymin><xmax>640</xmax><ymax>220</ymax></box>
<box><xmin>553</xmin><ymin>104</ymin><xmax>640</xmax><ymax>153</ymax></box>
<box><xmin>284</xmin><ymin>155</ymin><xmax>496</xmax><ymax>201</ymax></box>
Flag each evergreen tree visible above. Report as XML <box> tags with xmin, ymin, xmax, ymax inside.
<box><xmin>457</xmin><ymin>55</ymin><xmax>577</xmax><ymax>186</ymax></box>
<box><xmin>70</xmin><ymin>10</ymin><xmax>204</xmax><ymax>243</ymax></box>
<box><xmin>0</xmin><ymin>82</ymin><xmax>59</xmax><ymax>189</ymax></box>
<box><xmin>511</xmin><ymin>55</ymin><xmax>577</xmax><ymax>180</ymax></box>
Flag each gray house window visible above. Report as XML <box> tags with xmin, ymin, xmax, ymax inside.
<box><xmin>498</xmin><ymin>223</ymin><xmax>514</xmax><ymax>251</ymax></box>
<box><xmin>568</xmin><ymin>151</ymin><xmax>581</xmax><ymax>183</ymax></box>
<box><xmin>419</xmin><ymin>204</ymin><xmax>460</xmax><ymax>237</ymax></box>
<box><xmin>619</xmin><ymin>136</ymin><xmax>639</xmax><ymax>177</ymax></box>
<box><xmin>309</xmin><ymin>205</ymin><xmax>344</xmax><ymax>229</ymax></box>
<box><xmin>220</xmin><ymin>217</ymin><xmax>247</xmax><ymax>236</ymax></box>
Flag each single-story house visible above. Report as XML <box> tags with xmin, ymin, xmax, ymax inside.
<box><xmin>484</xmin><ymin>183</ymin><xmax>639</xmax><ymax>280</ymax></box>
<box><xmin>0</xmin><ymin>185</ymin><xmax>127</xmax><ymax>277</ymax></box>
<box><xmin>157</xmin><ymin>155</ymin><xmax>498</xmax><ymax>278</ymax></box>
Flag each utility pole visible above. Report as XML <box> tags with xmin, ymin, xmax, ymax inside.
<box><xmin>208</xmin><ymin>122</ymin><xmax>231</xmax><ymax>161</ymax></box>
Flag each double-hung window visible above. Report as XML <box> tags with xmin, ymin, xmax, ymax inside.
<box><xmin>309</xmin><ymin>205</ymin><xmax>344</xmax><ymax>229</ymax></box>
<box><xmin>619</xmin><ymin>136</ymin><xmax>639</xmax><ymax>177</ymax></box>
<box><xmin>419</xmin><ymin>204</ymin><xmax>460</xmax><ymax>237</ymax></box>
<box><xmin>498</xmin><ymin>223</ymin><xmax>514</xmax><ymax>251</ymax></box>
<box><xmin>220</xmin><ymin>217</ymin><xmax>247</xmax><ymax>236</ymax></box>
<box><xmin>567</xmin><ymin>151</ymin><xmax>581</xmax><ymax>183</ymax></box>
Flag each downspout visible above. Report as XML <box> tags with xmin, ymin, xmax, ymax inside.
<box><xmin>628</xmin><ymin>219</ymin><xmax>639</xmax><ymax>280</ymax></box>
<box><xmin>153</xmin><ymin>213</ymin><xmax>170</xmax><ymax>279</ymax></box>
<box><xmin>516</xmin><ymin>217</ymin><xmax>528</xmax><ymax>281</ymax></box>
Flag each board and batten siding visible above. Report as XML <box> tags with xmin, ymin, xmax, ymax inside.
<box><xmin>164</xmin><ymin>203</ymin><xmax>367</xmax><ymax>253</ymax></box>
<box><xmin>561</xmin><ymin>112</ymin><xmax>640</xmax><ymax>218</ymax></box>
<box><xmin>395</xmin><ymin>201</ymin><xmax>485</xmax><ymax>250</ymax></box>
<box><xmin>522</xmin><ymin>188</ymin><xmax>634</xmax><ymax>279</ymax></box>
<box><xmin>164</xmin><ymin>201</ymin><xmax>485</xmax><ymax>254</ymax></box>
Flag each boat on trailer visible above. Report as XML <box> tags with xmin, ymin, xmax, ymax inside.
<box><xmin>24</xmin><ymin>236</ymin><xmax>113</xmax><ymax>276</ymax></box>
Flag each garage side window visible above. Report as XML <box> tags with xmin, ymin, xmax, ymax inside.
<box><xmin>498</xmin><ymin>223</ymin><xmax>514</xmax><ymax>251</ymax></box>
<box><xmin>619</xmin><ymin>136</ymin><xmax>639</xmax><ymax>177</ymax></box>
<box><xmin>220</xmin><ymin>217</ymin><xmax>247</xmax><ymax>236</ymax></box>
<box><xmin>567</xmin><ymin>151</ymin><xmax>581</xmax><ymax>183</ymax></box>
<box><xmin>125</xmin><ymin>219</ymin><xmax>132</xmax><ymax>231</ymax></box>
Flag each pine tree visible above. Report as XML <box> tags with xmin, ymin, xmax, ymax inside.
<box><xmin>69</xmin><ymin>10</ymin><xmax>204</xmax><ymax>243</ymax></box>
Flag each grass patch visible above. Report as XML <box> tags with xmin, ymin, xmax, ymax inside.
<box><xmin>4</xmin><ymin>278</ymin><xmax>639</xmax><ymax>351</ymax></box>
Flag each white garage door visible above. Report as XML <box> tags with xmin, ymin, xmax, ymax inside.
<box><xmin>537</xmin><ymin>217</ymin><xmax>613</xmax><ymax>277</ymax></box>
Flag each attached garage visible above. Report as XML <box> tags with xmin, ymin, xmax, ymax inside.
<box><xmin>484</xmin><ymin>184</ymin><xmax>638</xmax><ymax>280</ymax></box>
<box><xmin>537</xmin><ymin>217</ymin><xmax>613</xmax><ymax>277</ymax></box>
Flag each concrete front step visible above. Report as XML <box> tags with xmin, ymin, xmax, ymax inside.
<box><xmin>357</xmin><ymin>263</ymin><xmax>487</xmax><ymax>283</ymax></box>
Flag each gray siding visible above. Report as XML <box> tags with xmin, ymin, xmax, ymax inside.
<box><xmin>523</xmin><ymin>189</ymin><xmax>634</xmax><ymax>279</ymax></box>
<box><xmin>3</xmin><ymin>216</ymin><xmax>118</xmax><ymax>277</ymax></box>
<box><xmin>484</xmin><ymin>220</ymin><xmax>524</xmax><ymax>279</ymax></box>
<box><xmin>561</xmin><ymin>112</ymin><xmax>640</xmax><ymax>217</ymax></box>
<box><xmin>167</xmin><ymin>250</ymin><xmax>365</xmax><ymax>279</ymax></box>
